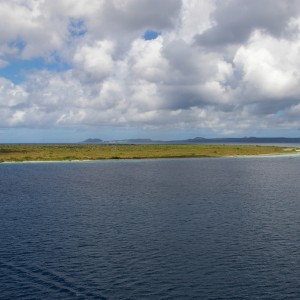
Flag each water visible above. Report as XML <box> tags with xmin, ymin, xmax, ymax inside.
<box><xmin>1</xmin><ymin>157</ymin><xmax>300</xmax><ymax>299</ymax></box>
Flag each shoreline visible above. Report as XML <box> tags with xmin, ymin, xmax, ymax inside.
<box><xmin>1</xmin><ymin>144</ymin><xmax>299</xmax><ymax>163</ymax></box>
<box><xmin>2</xmin><ymin>152</ymin><xmax>300</xmax><ymax>164</ymax></box>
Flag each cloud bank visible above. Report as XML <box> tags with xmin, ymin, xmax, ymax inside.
<box><xmin>1</xmin><ymin>0</ymin><xmax>300</xmax><ymax>138</ymax></box>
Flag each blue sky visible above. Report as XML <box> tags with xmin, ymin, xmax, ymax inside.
<box><xmin>143</xmin><ymin>30</ymin><xmax>161</xmax><ymax>40</ymax></box>
<box><xmin>1</xmin><ymin>0</ymin><xmax>300</xmax><ymax>142</ymax></box>
<box><xmin>0</xmin><ymin>57</ymin><xmax>70</xmax><ymax>84</ymax></box>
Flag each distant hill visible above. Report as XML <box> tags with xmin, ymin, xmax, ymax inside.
<box><xmin>82</xmin><ymin>138</ymin><xmax>103</xmax><ymax>144</ymax></box>
<box><xmin>81</xmin><ymin>138</ymin><xmax>156</xmax><ymax>144</ymax></box>
<box><xmin>198</xmin><ymin>137</ymin><xmax>300</xmax><ymax>143</ymax></box>
<box><xmin>110</xmin><ymin>138</ymin><xmax>155</xmax><ymax>144</ymax></box>
<box><xmin>169</xmin><ymin>137</ymin><xmax>300</xmax><ymax>144</ymax></box>
<box><xmin>81</xmin><ymin>137</ymin><xmax>300</xmax><ymax>144</ymax></box>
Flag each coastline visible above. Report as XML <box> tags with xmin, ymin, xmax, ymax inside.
<box><xmin>2</xmin><ymin>152</ymin><xmax>300</xmax><ymax>164</ymax></box>
<box><xmin>1</xmin><ymin>144</ymin><xmax>299</xmax><ymax>163</ymax></box>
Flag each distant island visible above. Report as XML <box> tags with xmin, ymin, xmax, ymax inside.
<box><xmin>0</xmin><ymin>143</ymin><xmax>299</xmax><ymax>163</ymax></box>
<box><xmin>82</xmin><ymin>137</ymin><xmax>300</xmax><ymax>144</ymax></box>
<box><xmin>83</xmin><ymin>138</ymin><xmax>103</xmax><ymax>143</ymax></box>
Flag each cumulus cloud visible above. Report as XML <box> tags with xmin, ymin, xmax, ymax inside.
<box><xmin>94</xmin><ymin>0</ymin><xmax>182</xmax><ymax>33</ymax></box>
<box><xmin>1</xmin><ymin>0</ymin><xmax>300</xmax><ymax>137</ymax></box>
<box><xmin>195</xmin><ymin>0</ymin><xmax>300</xmax><ymax>47</ymax></box>
<box><xmin>73</xmin><ymin>40</ymin><xmax>116</xmax><ymax>81</ymax></box>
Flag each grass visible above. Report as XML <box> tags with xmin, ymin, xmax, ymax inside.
<box><xmin>0</xmin><ymin>144</ymin><xmax>297</xmax><ymax>162</ymax></box>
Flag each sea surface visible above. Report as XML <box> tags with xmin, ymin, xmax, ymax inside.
<box><xmin>1</xmin><ymin>157</ymin><xmax>300</xmax><ymax>299</ymax></box>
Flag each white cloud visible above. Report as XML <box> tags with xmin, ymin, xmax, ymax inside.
<box><xmin>0</xmin><ymin>77</ymin><xmax>28</xmax><ymax>107</ymax></box>
<box><xmin>129</xmin><ymin>37</ymin><xmax>169</xmax><ymax>82</ymax></box>
<box><xmin>0</xmin><ymin>0</ymin><xmax>68</xmax><ymax>59</ymax></box>
<box><xmin>176</xmin><ymin>0</ymin><xmax>215</xmax><ymax>43</ymax></box>
<box><xmin>73</xmin><ymin>40</ymin><xmax>115</xmax><ymax>81</ymax></box>
<box><xmin>233</xmin><ymin>29</ymin><xmax>300</xmax><ymax>104</ymax></box>
<box><xmin>1</xmin><ymin>0</ymin><xmax>300</xmax><ymax>137</ymax></box>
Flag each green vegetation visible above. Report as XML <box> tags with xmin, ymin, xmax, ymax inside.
<box><xmin>0</xmin><ymin>144</ymin><xmax>297</xmax><ymax>162</ymax></box>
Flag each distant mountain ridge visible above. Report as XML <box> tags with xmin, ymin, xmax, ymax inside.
<box><xmin>81</xmin><ymin>138</ymin><xmax>155</xmax><ymax>144</ymax></box>
<box><xmin>81</xmin><ymin>137</ymin><xmax>300</xmax><ymax>144</ymax></box>
<box><xmin>83</xmin><ymin>138</ymin><xmax>103</xmax><ymax>143</ymax></box>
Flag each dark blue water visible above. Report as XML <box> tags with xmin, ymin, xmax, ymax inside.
<box><xmin>1</xmin><ymin>157</ymin><xmax>300</xmax><ymax>299</ymax></box>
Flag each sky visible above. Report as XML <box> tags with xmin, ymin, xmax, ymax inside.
<box><xmin>1</xmin><ymin>0</ymin><xmax>300</xmax><ymax>142</ymax></box>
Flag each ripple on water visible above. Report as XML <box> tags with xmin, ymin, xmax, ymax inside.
<box><xmin>1</xmin><ymin>158</ymin><xmax>300</xmax><ymax>299</ymax></box>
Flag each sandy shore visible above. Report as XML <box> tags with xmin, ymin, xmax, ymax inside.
<box><xmin>0</xmin><ymin>159</ymin><xmax>93</xmax><ymax>164</ymax></box>
<box><xmin>229</xmin><ymin>153</ymin><xmax>300</xmax><ymax>158</ymax></box>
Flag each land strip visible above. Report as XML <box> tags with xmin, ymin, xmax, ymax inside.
<box><xmin>0</xmin><ymin>144</ymin><xmax>298</xmax><ymax>162</ymax></box>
